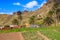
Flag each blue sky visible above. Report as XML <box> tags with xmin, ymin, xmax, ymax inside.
<box><xmin>0</xmin><ymin>0</ymin><xmax>47</xmax><ymax>14</ymax></box>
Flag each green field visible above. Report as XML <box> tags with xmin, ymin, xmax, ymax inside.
<box><xmin>0</xmin><ymin>26</ymin><xmax>60</xmax><ymax>40</ymax></box>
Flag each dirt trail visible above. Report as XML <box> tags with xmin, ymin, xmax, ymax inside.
<box><xmin>53</xmin><ymin>29</ymin><xmax>60</xmax><ymax>33</ymax></box>
<box><xmin>0</xmin><ymin>32</ymin><xmax>24</xmax><ymax>40</ymax></box>
<box><xmin>37</xmin><ymin>31</ymin><xmax>50</xmax><ymax>40</ymax></box>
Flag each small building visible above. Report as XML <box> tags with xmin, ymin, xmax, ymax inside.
<box><xmin>0</xmin><ymin>26</ymin><xmax>4</xmax><ymax>30</ymax></box>
<box><xmin>30</xmin><ymin>24</ymin><xmax>40</xmax><ymax>28</ymax></box>
<box><xmin>10</xmin><ymin>25</ymin><xmax>20</xmax><ymax>29</ymax></box>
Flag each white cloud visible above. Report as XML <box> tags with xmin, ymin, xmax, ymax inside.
<box><xmin>24</xmin><ymin>1</ymin><xmax>38</xmax><ymax>8</ymax></box>
<box><xmin>13</xmin><ymin>2</ymin><xmax>21</xmax><ymax>6</ymax></box>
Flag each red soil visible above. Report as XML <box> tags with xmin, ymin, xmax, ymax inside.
<box><xmin>0</xmin><ymin>32</ymin><xmax>24</xmax><ymax>40</ymax></box>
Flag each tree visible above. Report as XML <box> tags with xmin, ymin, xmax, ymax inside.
<box><xmin>43</xmin><ymin>17</ymin><xmax>54</xmax><ymax>26</ymax></box>
<box><xmin>56</xmin><ymin>8</ymin><xmax>60</xmax><ymax>22</ymax></box>
<box><xmin>51</xmin><ymin>2</ymin><xmax>60</xmax><ymax>26</ymax></box>
<box><xmin>4</xmin><ymin>25</ymin><xmax>10</xmax><ymax>28</ymax></box>
<box><xmin>12</xmin><ymin>19</ymin><xmax>19</xmax><ymax>25</ymax></box>
<box><xmin>53</xmin><ymin>2</ymin><xmax>59</xmax><ymax>26</ymax></box>
<box><xmin>53</xmin><ymin>2</ymin><xmax>59</xmax><ymax>10</ymax></box>
<box><xmin>29</xmin><ymin>16</ymin><xmax>35</xmax><ymax>24</ymax></box>
<box><xmin>17</xmin><ymin>11</ymin><xmax>22</xmax><ymax>15</ymax></box>
<box><xmin>48</xmin><ymin>10</ymin><xmax>54</xmax><ymax>16</ymax></box>
<box><xmin>17</xmin><ymin>11</ymin><xmax>22</xmax><ymax>26</ymax></box>
<box><xmin>43</xmin><ymin>10</ymin><xmax>54</xmax><ymax>26</ymax></box>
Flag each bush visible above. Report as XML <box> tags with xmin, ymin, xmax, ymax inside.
<box><xmin>12</xmin><ymin>19</ymin><xmax>19</xmax><ymax>25</ymax></box>
<box><xmin>4</xmin><ymin>25</ymin><xmax>10</xmax><ymax>28</ymax></box>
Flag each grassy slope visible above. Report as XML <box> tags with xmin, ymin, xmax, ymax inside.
<box><xmin>0</xmin><ymin>14</ymin><xmax>13</xmax><ymax>25</ymax></box>
<box><xmin>0</xmin><ymin>14</ymin><xmax>19</xmax><ymax>25</ymax></box>
<box><xmin>40</xmin><ymin>26</ymin><xmax>60</xmax><ymax>40</ymax></box>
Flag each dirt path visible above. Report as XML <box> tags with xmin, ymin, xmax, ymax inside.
<box><xmin>37</xmin><ymin>31</ymin><xmax>50</xmax><ymax>40</ymax></box>
<box><xmin>0</xmin><ymin>32</ymin><xmax>24</xmax><ymax>40</ymax></box>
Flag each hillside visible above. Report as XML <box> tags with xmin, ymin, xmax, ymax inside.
<box><xmin>0</xmin><ymin>0</ymin><xmax>60</xmax><ymax>26</ymax></box>
<box><xmin>0</xmin><ymin>14</ymin><xmax>12</xmax><ymax>25</ymax></box>
<box><xmin>33</xmin><ymin>0</ymin><xmax>60</xmax><ymax>18</ymax></box>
